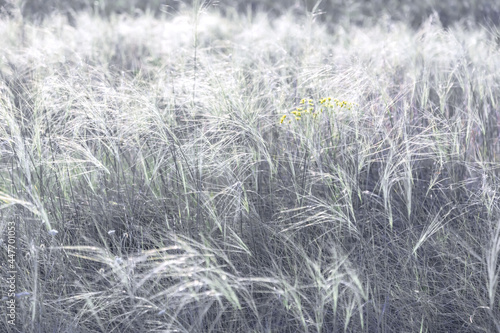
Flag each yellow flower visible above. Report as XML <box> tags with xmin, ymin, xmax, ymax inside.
<box><xmin>282</xmin><ymin>97</ymin><xmax>357</xmax><ymax>124</ymax></box>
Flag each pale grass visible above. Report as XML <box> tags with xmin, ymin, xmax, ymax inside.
<box><xmin>0</xmin><ymin>4</ymin><xmax>499</xmax><ymax>333</ymax></box>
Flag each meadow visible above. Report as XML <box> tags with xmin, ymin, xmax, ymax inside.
<box><xmin>0</xmin><ymin>1</ymin><xmax>500</xmax><ymax>332</ymax></box>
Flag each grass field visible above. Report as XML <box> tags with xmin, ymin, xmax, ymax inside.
<box><xmin>1</xmin><ymin>1</ymin><xmax>500</xmax><ymax>332</ymax></box>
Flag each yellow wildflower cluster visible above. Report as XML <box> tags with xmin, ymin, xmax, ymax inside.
<box><xmin>279</xmin><ymin>97</ymin><xmax>357</xmax><ymax>124</ymax></box>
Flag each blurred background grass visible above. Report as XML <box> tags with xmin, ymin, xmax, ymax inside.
<box><xmin>1</xmin><ymin>0</ymin><xmax>500</xmax><ymax>28</ymax></box>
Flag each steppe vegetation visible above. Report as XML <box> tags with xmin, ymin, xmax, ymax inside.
<box><xmin>0</xmin><ymin>0</ymin><xmax>500</xmax><ymax>332</ymax></box>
